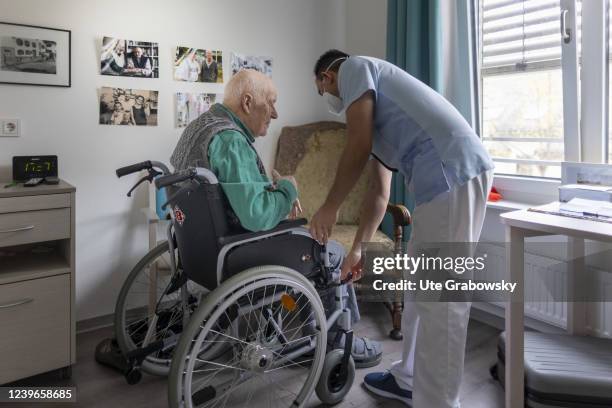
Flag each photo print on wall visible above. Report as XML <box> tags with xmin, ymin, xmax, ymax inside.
<box><xmin>174</xmin><ymin>47</ymin><xmax>223</xmax><ymax>83</ymax></box>
<box><xmin>176</xmin><ymin>92</ymin><xmax>222</xmax><ymax>128</ymax></box>
<box><xmin>99</xmin><ymin>87</ymin><xmax>158</xmax><ymax>126</ymax></box>
<box><xmin>100</xmin><ymin>36</ymin><xmax>159</xmax><ymax>78</ymax></box>
<box><xmin>231</xmin><ymin>52</ymin><xmax>272</xmax><ymax>77</ymax></box>
<box><xmin>0</xmin><ymin>22</ymin><xmax>71</xmax><ymax>87</ymax></box>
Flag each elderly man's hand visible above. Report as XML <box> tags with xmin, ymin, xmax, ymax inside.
<box><xmin>271</xmin><ymin>169</ymin><xmax>298</xmax><ymax>190</ymax></box>
<box><xmin>309</xmin><ymin>204</ymin><xmax>338</xmax><ymax>243</ymax></box>
<box><xmin>271</xmin><ymin>169</ymin><xmax>301</xmax><ymax>220</ymax></box>
<box><xmin>289</xmin><ymin>199</ymin><xmax>303</xmax><ymax>219</ymax></box>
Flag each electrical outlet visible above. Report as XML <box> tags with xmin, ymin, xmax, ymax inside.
<box><xmin>1</xmin><ymin>119</ymin><xmax>20</xmax><ymax>137</ymax></box>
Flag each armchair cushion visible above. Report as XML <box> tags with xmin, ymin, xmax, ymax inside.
<box><xmin>322</xmin><ymin>224</ymin><xmax>393</xmax><ymax>253</ymax></box>
<box><xmin>275</xmin><ymin>121</ymin><xmax>371</xmax><ymax>225</ymax></box>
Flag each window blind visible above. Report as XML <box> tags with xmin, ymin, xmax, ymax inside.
<box><xmin>482</xmin><ymin>0</ymin><xmax>581</xmax><ymax>75</ymax></box>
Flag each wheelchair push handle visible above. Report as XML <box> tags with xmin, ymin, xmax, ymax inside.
<box><xmin>155</xmin><ymin>168</ymin><xmax>195</xmax><ymax>189</ymax></box>
<box><xmin>155</xmin><ymin>167</ymin><xmax>219</xmax><ymax>190</ymax></box>
<box><xmin>116</xmin><ymin>161</ymin><xmax>152</xmax><ymax>178</ymax></box>
<box><xmin>116</xmin><ymin>160</ymin><xmax>171</xmax><ymax>178</ymax></box>
<box><xmin>116</xmin><ymin>160</ymin><xmax>172</xmax><ymax>198</ymax></box>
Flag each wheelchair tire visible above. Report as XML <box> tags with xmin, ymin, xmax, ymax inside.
<box><xmin>169</xmin><ymin>265</ymin><xmax>328</xmax><ymax>408</ymax></box>
<box><xmin>114</xmin><ymin>241</ymin><xmax>211</xmax><ymax>377</ymax></box>
<box><xmin>315</xmin><ymin>349</ymin><xmax>355</xmax><ymax>406</ymax></box>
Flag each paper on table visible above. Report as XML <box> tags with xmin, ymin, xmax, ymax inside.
<box><xmin>527</xmin><ymin>201</ymin><xmax>612</xmax><ymax>224</ymax></box>
<box><xmin>560</xmin><ymin>198</ymin><xmax>612</xmax><ymax>218</ymax></box>
<box><xmin>561</xmin><ymin>184</ymin><xmax>612</xmax><ymax>192</ymax></box>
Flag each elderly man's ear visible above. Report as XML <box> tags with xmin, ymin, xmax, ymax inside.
<box><xmin>241</xmin><ymin>93</ymin><xmax>254</xmax><ymax>114</ymax></box>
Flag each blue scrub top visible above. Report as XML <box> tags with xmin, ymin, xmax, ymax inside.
<box><xmin>338</xmin><ymin>56</ymin><xmax>494</xmax><ymax>206</ymax></box>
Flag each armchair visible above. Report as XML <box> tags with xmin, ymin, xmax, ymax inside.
<box><xmin>275</xmin><ymin>121</ymin><xmax>411</xmax><ymax>340</ymax></box>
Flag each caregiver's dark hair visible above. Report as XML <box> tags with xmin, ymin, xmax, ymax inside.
<box><xmin>314</xmin><ymin>49</ymin><xmax>350</xmax><ymax>79</ymax></box>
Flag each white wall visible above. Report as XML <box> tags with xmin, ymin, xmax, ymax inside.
<box><xmin>0</xmin><ymin>0</ymin><xmax>347</xmax><ymax>321</ymax></box>
<box><xmin>345</xmin><ymin>0</ymin><xmax>387</xmax><ymax>58</ymax></box>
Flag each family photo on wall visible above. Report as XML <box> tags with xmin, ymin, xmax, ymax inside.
<box><xmin>94</xmin><ymin>37</ymin><xmax>275</xmax><ymax>127</ymax></box>
<box><xmin>99</xmin><ymin>86</ymin><xmax>158</xmax><ymax>126</ymax></box>
<box><xmin>174</xmin><ymin>47</ymin><xmax>223</xmax><ymax>83</ymax></box>
<box><xmin>175</xmin><ymin>92</ymin><xmax>221</xmax><ymax>127</ymax></box>
<box><xmin>100</xmin><ymin>36</ymin><xmax>159</xmax><ymax>78</ymax></box>
<box><xmin>230</xmin><ymin>52</ymin><xmax>272</xmax><ymax>77</ymax></box>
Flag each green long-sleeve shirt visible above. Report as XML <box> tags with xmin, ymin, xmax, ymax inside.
<box><xmin>208</xmin><ymin>105</ymin><xmax>297</xmax><ymax>232</ymax></box>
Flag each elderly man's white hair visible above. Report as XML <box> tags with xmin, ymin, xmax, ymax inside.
<box><xmin>224</xmin><ymin>69</ymin><xmax>274</xmax><ymax>107</ymax></box>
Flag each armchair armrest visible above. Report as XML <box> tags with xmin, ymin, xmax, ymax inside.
<box><xmin>385</xmin><ymin>203</ymin><xmax>411</xmax><ymax>244</ymax></box>
<box><xmin>383</xmin><ymin>203</ymin><xmax>411</xmax><ymax>340</ymax></box>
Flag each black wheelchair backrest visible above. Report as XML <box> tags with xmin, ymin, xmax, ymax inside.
<box><xmin>169</xmin><ymin>179</ymin><xmax>232</xmax><ymax>290</ymax></box>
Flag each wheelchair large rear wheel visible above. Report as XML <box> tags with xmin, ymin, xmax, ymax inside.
<box><xmin>169</xmin><ymin>265</ymin><xmax>327</xmax><ymax>408</ymax></box>
<box><xmin>115</xmin><ymin>241</ymin><xmax>211</xmax><ymax>376</ymax></box>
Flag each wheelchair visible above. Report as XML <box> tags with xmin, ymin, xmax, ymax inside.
<box><xmin>112</xmin><ymin>162</ymin><xmax>357</xmax><ymax>407</ymax></box>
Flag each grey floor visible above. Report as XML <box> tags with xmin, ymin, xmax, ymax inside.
<box><xmin>8</xmin><ymin>303</ymin><xmax>504</xmax><ymax>408</ymax></box>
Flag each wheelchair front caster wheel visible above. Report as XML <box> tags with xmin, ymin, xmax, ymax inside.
<box><xmin>315</xmin><ymin>349</ymin><xmax>355</xmax><ymax>405</ymax></box>
<box><xmin>125</xmin><ymin>367</ymin><xmax>142</xmax><ymax>385</ymax></box>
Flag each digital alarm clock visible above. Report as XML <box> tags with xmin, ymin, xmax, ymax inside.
<box><xmin>12</xmin><ymin>156</ymin><xmax>58</xmax><ymax>182</ymax></box>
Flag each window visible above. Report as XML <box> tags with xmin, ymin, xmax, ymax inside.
<box><xmin>479</xmin><ymin>0</ymin><xmax>581</xmax><ymax>178</ymax></box>
<box><xmin>609</xmin><ymin>0</ymin><xmax>612</xmax><ymax>163</ymax></box>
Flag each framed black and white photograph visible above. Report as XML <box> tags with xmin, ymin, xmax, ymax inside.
<box><xmin>0</xmin><ymin>22</ymin><xmax>71</xmax><ymax>87</ymax></box>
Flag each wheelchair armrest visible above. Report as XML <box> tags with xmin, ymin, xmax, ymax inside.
<box><xmin>218</xmin><ymin>218</ymin><xmax>307</xmax><ymax>246</ymax></box>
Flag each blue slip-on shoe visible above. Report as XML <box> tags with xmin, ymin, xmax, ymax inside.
<box><xmin>363</xmin><ymin>371</ymin><xmax>412</xmax><ymax>406</ymax></box>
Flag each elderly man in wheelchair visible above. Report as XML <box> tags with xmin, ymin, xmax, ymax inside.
<box><xmin>158</xmin><ymin>69</ymin><xmax>382</xmax><ymax>407</ymax></box>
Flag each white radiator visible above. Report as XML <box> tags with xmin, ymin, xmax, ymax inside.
<box><xmin>476</xmin><ymin>244</ymin><xmax>612</xmax><ymax>338</ymax></box>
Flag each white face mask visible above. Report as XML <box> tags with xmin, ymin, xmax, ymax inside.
<box><xmin>325</xmin><ymin>92</ymin><xmax>344</xmax><ymax>115</ymax></box>
<box><xmin>320</xmin><ymin>57</ymin><xmax>347</xmax><ymax>115</ymax></box>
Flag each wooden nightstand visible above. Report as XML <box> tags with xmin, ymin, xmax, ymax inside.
<box><xmin>0</xmin><ymin>180</ymin><xmax>76</xmax><ymax>384</ymax></box>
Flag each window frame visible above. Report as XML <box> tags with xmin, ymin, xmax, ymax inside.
<box><xmin>580</xmin><ymin>0</ymin><xmax>608</xmax><ymax>163</ymax></box>
<box><xmin>476</xmin><ymin>0</ymin><xmax>609</xmax><ymax>198</ymax></box>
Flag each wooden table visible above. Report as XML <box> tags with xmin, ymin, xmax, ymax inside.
<box><xmin>500</xmin><ymin>206</ymin><xmax>612</xmax><ymax>408</ymax></box>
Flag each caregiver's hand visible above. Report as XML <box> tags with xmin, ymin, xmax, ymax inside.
<box><xmin>309</xmin><ymin>203</ymin><xmax>338</xmax><ymax>244</ymax></box>
<box><xmin>341</xmin><ymin>248</ymin><xmax>363</xmax><ymax>282</ymax></box>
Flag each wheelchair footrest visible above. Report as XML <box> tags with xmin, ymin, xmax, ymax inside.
<box><xmin>192</xmin><ymin>386</ymin><xmax>216</xmax><ymax>405</ymax></box>
<box><xmin>95</xmin><ymin>338</ymin><xmax>130</xmax><ymax>374</ymax></box>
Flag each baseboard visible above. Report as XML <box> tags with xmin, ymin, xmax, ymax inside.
<box><xmin>76</xmin><ymin>313</ymin><xmax>114</xmax><ymax>334</ymax></box>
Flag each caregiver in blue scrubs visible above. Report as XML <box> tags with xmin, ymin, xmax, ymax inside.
<box><xmin>310</xmin><ymin>49</ymin><xmax>495</xmax><ymax>408</ymax></box>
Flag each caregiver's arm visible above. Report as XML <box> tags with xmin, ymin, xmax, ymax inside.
<box><xmin>340</xmin><ymin>159</ymin><xmax>392</xmax><ymax>279</ymax></box>
<box><xmin>351</xmin><ymin>160</ymin><xmax>392</xmax><ymax>251</ymax></box>
<box><xmin>309</xmin><ymin>91</ymin><xmax>375</xmax><ymax>242</ymax></box>
<box><xmin>326</xmin><ymin>91</ymin><xmax>374</xmax><ymax>208</ymax></box>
